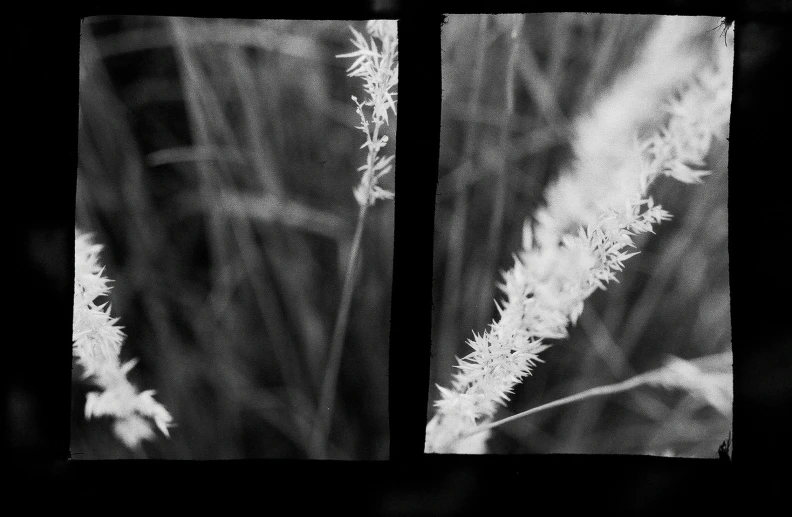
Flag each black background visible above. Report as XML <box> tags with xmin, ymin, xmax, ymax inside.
<box><xmin>6</xmin><ymin>0</ymin><xmax>791</xmax><ymax>512</ymax></box>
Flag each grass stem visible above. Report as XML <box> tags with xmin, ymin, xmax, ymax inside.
<box><xmin>310</xmin><ymin>203</ymin><xmax>369</xmax><ymax>459</ymax></box>
<box><xmin>480</xmin><ymin>14</ymin><xmax>523</xmax><ymax>325</ymax></box>
<box><xmin>450</xmin><ymin>350</ymin><xmax>732</xmax><ymax>447</ymax></box>
<box><xmin>453</xmin><ymin>372</ymin><xmax>654</xmax><ymax>446</ymax></box>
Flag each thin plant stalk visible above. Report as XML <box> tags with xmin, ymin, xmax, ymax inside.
<box><xmin>310</xmin><ymin>20</ymin><xmax>398</xmax><ymax>459</ymax></box>
<box><xmin>310</xmin><ymin>203</ymin><xmax>368</xmax><ymax>458</ymax></box>
<box><xmin>450</xmin><ymin>351</ymin><xmax>733</xmax><ymax>447</ymax></box>
<box><xmin>481</xmin><ymin>15</ymin><xmax>523</xmax><ymax>325</ymax></box>
<box><xmin>436</xmin><ymin>15</ymin><xmax>488</xmax><ymax>392</ymax></box>
<box><xmin>458</xmin><ymin>371</ymin><xmax>653</xmax><ymax>443</ymax></box>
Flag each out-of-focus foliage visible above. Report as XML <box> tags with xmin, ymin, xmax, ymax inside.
<box><xmin>75</xmin><ymin>16</ymin><xmax>393</xmax><ymax>459</ymax></box>
<box><xmin>431</xmin><ymin>14</ymin><xmax>731</xmax><ymax>456</ymax></box>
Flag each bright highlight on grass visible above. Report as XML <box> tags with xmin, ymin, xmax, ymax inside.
<box><xmin>73</xmin><ymin>230</ymin><xmax>174</xmax><ymax>449</ymax></box>
<box><xmin>426</xmin><ymin>15</ymin><xmax>733</xmax><ymax>454</ymax></box>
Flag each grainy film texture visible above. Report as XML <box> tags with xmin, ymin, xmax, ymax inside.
<box><xmin>75</xmin><ymin>17</ymin><xmax>396</xmax><ymax>460</ymax></box>
<box><xmin>427</xmin><ymin>13</ymin><xmax>732</xmax><ymax>455</ymax></box>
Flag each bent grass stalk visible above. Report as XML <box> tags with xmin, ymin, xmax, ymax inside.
<box><xmin>310</xmin><ymin>20</ymin><xmax>398</xmax><ymax>459</ymax></box>
<box><xmin>449</xmin><ymin>351</ymin><xmax>733</xmax><ymax>448</ymax></box>
<box><xmin>426</xmin><ymin>16</ymin><xmax>733</xmax><ymax>454</ymax></box>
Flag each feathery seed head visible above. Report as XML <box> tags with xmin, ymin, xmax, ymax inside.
<box><xmin>73</xmin><ymin>229</ymin><xmax>174</xmax><ymax>449</ymax></box>
<box><xmin>426</xmin><ymin>16</ymin><xmax>733</xmax><ymax>454</ymax></box>
<box><xmin>337</xmin><ymin>21</ymin><xmax>398</xmax><ymax>207</ymax></box>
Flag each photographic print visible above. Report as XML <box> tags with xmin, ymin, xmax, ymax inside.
<box><xmin>7</xmin><ymin>0</ymin><xmax>792</xmax><ymax>510</ymax></box>
<box><xmin>426</xmin><ymin>13</ymin><xmax>733</xmax><ymax>455</ymax></box>
<box><xmin>74</xmin><ymin>16</ymin><xmax>397</xmax><ymax>460</ymax></box>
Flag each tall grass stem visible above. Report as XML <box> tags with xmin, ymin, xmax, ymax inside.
<box><xmin>451</xmin><ymin>351</ymin><xmax>733</xmax><ymax>447</ymax></box>
<box><xmin>310</xmin><ymin>204</ymin><xmax>368</xmax><ymax>458</ymax></box>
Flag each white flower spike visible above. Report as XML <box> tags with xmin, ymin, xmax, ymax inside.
<box><xmin>73</xmin><ymin>229</ymin><xmax>174</xmax><ymax>449</ymax></box>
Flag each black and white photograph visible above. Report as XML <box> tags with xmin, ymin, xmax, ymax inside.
<box><xmin>73</xmin><ymin>16</ymin><xmax>397</xmax><ymax>459</ymax></box>
<box><xmin>426</xmin><ymin>13</ymin><xmax>733</xmax><ymax>455</ymax></box>
<box><xmin>10</xmin><ymin>0</ymin><xmax>792</xmax><ymax>510</ymax></box>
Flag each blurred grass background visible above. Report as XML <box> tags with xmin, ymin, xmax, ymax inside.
<box><xmin>74</xmin><ymin>16</ymin><xmax>394</xmax><ymax>459</ymax></box>
<box><xmin>431</xmin><ymin>13</ymin><xmax>731</xmax><ymax>456</ymax></box>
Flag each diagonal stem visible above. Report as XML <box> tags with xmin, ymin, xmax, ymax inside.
<box><xmin>451</xmin><ymin>372</ymin><xmax>658</xmax><ymax>447</ymax></box>
<box><xmin>309</xmin><ymin>203</ymin><xmax>369</xmax><ymax>459</ymax></box>
<box><xmin>449</xmin><ymin>350</ymin><xmax>732</xmax><ymax>448</ymax></box>
<box><xmin>480</xmin><ymin>14</ymin><xmax>523</xmax><ymax>325</ymax></box>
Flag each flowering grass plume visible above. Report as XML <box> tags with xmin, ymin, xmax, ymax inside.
<box><xmin>426</xmin><ymin>16</ymin><xmax>733</xmax><ymax>454</ymax></box>
<box><xmin>337</xmin><ymin>20</ymin><xmax>398</xmax><ymax>207</ymax></box>
<box><xmin>309</xmin><ymin>20</ymin><xmax>398</xmax><ymax>458</ymax></box>
<box><xmin>73</xmin><ymin>229</ymin><xmax>174</xmax><ymax>449</ymax></box>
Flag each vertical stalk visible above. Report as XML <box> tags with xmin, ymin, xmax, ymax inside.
<box><xmin>481</xmin><ymin>15</ymin><xmax>523</xmax><ymax>324</ymax></box>
<box><xmin>310</xmin><ymin>203</ymin><xmax>369</xmax><ymax>459</ymax></box>
<box><xmin>311</xmin><ymin>20</ymin><xmax>397</xmax><ymax>459</ymax></box>
<box><xmin>310</xmin><ymin>99</ymin><xmax>384</xmax><ymax>459</ymax></box>
<box><xmin>436</xmin><ymin>15</ymin><xmax>489</xmax><ymax>393</ymax></box>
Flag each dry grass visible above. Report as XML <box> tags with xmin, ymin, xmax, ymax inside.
<box><xmin>431</xmin><ymin>13</ymin><xmax>731</xmax><ymax>456</ymax></box>
<box><xmin>75</xmin><ymin>16</ymin><xmax>392</xmax><ymax>459</ymax></box>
